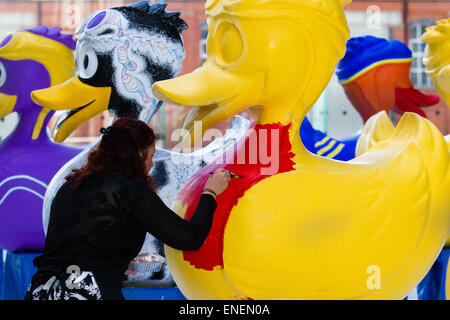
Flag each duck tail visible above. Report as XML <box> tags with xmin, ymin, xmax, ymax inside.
<box><xmin>390</xmin><ymin>112</ymin><xmax>449</xmax><ymax>180</ymax></box>
<box><xmin>355</xmin><ymin>111</ymin><xmax>394</xmax><ymax>157</ymax></box>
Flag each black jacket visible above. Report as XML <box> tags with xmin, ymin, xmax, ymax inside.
<box><xmin>30</xmin><ymin>173</ymin><xmax>216</xmax><ymax>299</ymax></box>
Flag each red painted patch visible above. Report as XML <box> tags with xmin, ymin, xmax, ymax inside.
<box><xmin>175</xmin><ymin>122</ymin><xmax>296</xmax><ymax>271</ymax></box>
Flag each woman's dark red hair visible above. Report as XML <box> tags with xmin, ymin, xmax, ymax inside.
<box><xmin>65</xmin><ymin>117</ymin><xmax>156</xmax><ymax>189</ymax></box>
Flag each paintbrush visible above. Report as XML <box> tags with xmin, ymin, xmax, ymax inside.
<box><xmin>209</xmin><ymin>170</ymin><xmax>242</xmax><ymax>178</ymax></box>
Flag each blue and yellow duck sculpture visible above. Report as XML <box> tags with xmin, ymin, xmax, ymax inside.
<box><xmin>0</xmin><ymin>26</ymin><xmax>81</xmax><ymax>252</ymax></box>
<box><xmin>152</xmin><ymin>0</ymin><xmax>450</xmax><ymax>299</ymax></box>
<box><xmin>301</xmin><ymin>35</ymin><xmax>440</xmax><ymax>162</ymax></box>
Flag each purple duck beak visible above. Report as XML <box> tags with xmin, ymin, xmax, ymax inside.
<box><xmin>0</xmin><ymin>93</ymin><xmax>16</xmax><ymax>118</ymax></box>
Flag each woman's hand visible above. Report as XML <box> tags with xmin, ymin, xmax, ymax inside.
<box><xmin>202</xmin><ymin>168</ymin><xmax>230</xmax><ymax>199</ymax></box>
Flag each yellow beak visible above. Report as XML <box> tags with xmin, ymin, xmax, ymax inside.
<box><xmin>31</xmin><ymin>76</ymin><xmax>111</xmax><ymax>142</ymax></box>
<box><xmin>0</xmin><ymin>93</ymin><xmax>17</xmax><ymax>119</ymax></box>
<box><xmin>152</xmin><ymin>61</ymin><xmax>250</xmax><ymax>147</ymax></box>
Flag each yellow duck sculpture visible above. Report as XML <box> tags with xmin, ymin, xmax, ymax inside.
<box><xmin>422</xmin><ymin>19</ymin><xmax>450</xmax><ymax>158</ymax></box>
<box><xmin>152</xmin><ymin>0</ymin><xmax>450</xmax><ymax>299</ymax></box>
<box><xmin>423</xmin><ymin>19</ymin><xmax>450</xmax><ymax>109</ymax></box>
<box><xmin>422</xmin><ymin>19</ymin><xmax>450</xmax><ymax>248</ymax></box>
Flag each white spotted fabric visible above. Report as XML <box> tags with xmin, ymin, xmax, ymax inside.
<box><xmin>28</xmin><ymin>271</ymin><xmax>101</xmax><ymax>300</ymax></box>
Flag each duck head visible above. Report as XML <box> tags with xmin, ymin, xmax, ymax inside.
<box><xmin>153</xmin><ymin>0</ymin><xmax>351</xmax><ymax>148</ymax></box>
<box><xmin>0</xmin><ymin>26</ymin><xmax>75</xmax><ymax>139</ymax></box>
<box><xmin>31</xmin><ymin>2</ymin><xmax>187</xmax><ymax>142</ymax></box>
<box><xmin>336</xmin><ymin>36</ymin><xmax>439</xmax><ymax>122</ymax></box>
<box><xmin>422</xmin><ymin>19</ymin><xmax>450</xmax><ymax>108</ymax></box>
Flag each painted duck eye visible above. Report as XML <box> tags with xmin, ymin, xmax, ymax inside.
<box><xmin>0</xmin><ymin>61</ymin><xmax>6</xmax><ymax>88</ymax></box>
<box><xmin>78</xmin><ymin>46</ymin><xmax>98</xmax><ymax>79</ymax></box>
<box><xmin>213</xmin><ymin>21</ymin><xmax>243</xmax><ymax>66</ymax></box>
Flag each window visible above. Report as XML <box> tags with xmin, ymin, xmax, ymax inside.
<box><xmin>199</xmin><ymin>20</ymin><xmax>208</xmax><ymax>62</ymax></box>
<box><xmin>0</xmin><ymin>12</ymin><xmax>36</xmax><ymax>43</ymax></box>
<box><xmin>409</xmin><ymin>19</ymin><xmax>435</xmax><ymax>89</ymax></box>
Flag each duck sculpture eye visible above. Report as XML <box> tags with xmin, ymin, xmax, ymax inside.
<box><xmin>213</xmin><ymin>21</ymin><xmax>243</xmax><ymax>65</ymax></box>
<box><xmin>0</xmin><ymin>61</ymin><xmax>6</xmax><ymax>88</ymax></box>
<box><xmin>78</xmin><ymin>46</ymin><xmax>99</xmax><ymax>79</ymax></box>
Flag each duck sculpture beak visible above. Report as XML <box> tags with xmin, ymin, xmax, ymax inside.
<box><xmin>31</xmin><ymin>76</ymin><xmax>111</xmax><ymax>142</ymax></box>
<box><xmin>0</xmin><ymin>93</ymin><xmax>16</xmax><ymax>119</ymax></box>
<box><xmin>152</xmin><ymin>60</ymin><xmax>258</xmax><ymax>148</ymax></box>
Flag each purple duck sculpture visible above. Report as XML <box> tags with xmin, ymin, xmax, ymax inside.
<box><xmin>0</xmin><ymin>26</ymin><xmax>82</xmax><ymax>252</ymax></box>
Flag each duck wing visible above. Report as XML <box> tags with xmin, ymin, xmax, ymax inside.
<box><xmin>222</xmin><ymin>113</ymin><xmax>449</xmax><ymax>299</ymax></box>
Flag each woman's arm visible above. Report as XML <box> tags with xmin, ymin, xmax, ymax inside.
<box><xmin>131</xmin><ymin>182</ymin><xmax>217</xmax><ymax>251</ymax></box>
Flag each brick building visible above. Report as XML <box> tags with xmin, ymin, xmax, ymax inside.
<box><xmin>0</xmin><ymin>0</ymin><xmax>208</xmax><ymax>147</ymax></box>
<box><xmin>0</xmin><ymin>0</ymin><xmax>449</xmax><ymax>147</ymax></box>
